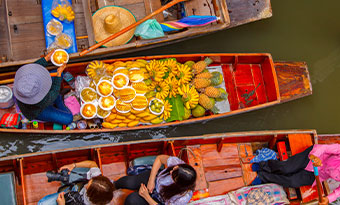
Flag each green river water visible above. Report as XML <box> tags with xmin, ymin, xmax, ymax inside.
<box><xmin>1</xmin><ymin>0</ymin><xmax>340</xmax><ymax>157</ymax></box>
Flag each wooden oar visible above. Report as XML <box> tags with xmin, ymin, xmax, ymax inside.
<box><xmin>313</xmin><ymin>164</ymin><xmax>323</xmax><ymax>203</ymax></box>
<box><xmin>79</xmin><ymin>0</ymin><xmax>188</xmax><ymax>56</ymax></box>
<box><xmin>0</xmin><ymin>73</ymin><xmax>58</xmax><ymax>85</ymax></box>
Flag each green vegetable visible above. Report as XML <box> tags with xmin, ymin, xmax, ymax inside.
<box><xmin>166</xmin><ymin>96</ymin><xmax>185</xmax><ymax>122</ymax></box>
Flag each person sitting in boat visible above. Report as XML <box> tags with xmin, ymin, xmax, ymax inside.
<box><xmin>13</xmin><ymin>51</ymin><xmax>73</xmax><ymax>125</ymax></box>
<box><xmin>251</xmin><ymin>144</ymin><xmax>340</xmax><ymax>205</ymax></box>
<box><xmin>38</xmin><ymin>160</ymin><xmax>115</xmax><ymax>205</ymax></box>
<box><xmin>115</xmin><ymin>154</ymin><xmax>197</xmax><ymax>205</ymax></box>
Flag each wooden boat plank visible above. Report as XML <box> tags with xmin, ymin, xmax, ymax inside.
<box><xmin>318</xmin><ymin>134</ymin><xmax>340</xmax><ymax>144</ymax></box>
<box><xmin>275</xmin><ymin>61</ymin><xmax>312</xmax><ymax>103</ymax></box>
<box><xmin>208</xmin><ymin>177</ymin><xmax>245</xmax><ymax>196</ymax></box>
<box><xmin>0</xmin><ymin>53</ymin><xmax>308</xmax><ymax>135</ymax></box>
<box><xmin>227</xmin><ymin>0</ymin><xmax>272</xmax><ymax>27</ymax></box>
<box><xmin>187</xmin><ymin>145</ymin><xmax>208</xmax><ymax>190</ymax></box>
<box><xmin>24</xmin><ymin>173</ymin><xmax>60</xmax><ymax>204</ymax></box>
<box><xmin>0</xmin><ymin>0</ymin><xmax>271</xmax><ymax>69</ymax></box>
<box><xmin>0</xmin><ymin>129</ymin><xmax>317</xmax><ymax>161</ymax></box>
<box><xmin>0</xmin><ymin>129</ymin><xmax>319</xmax><ymax>205</ymax></box>
<box><xmin>81</xmin><ymin>0</ymin><xmax>95</xmax><ymax>46</ymax></box>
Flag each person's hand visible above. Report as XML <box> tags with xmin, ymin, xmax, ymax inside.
<box><xmin>147</xmin><ymin>180</ymin><xmax>155</xmax><ymax>193</ymax></box>
<box><xmin>45</xmin><ymin>49</ymin><xmax>55</xmax><ymax>62</ymax></box>
<box><xmin>139</xmin><ymin>183</ymin><xmax>150</xmax><ymax>199</ymax></box>
<box><xmin>56</xmin><ymin>192</ymin><xmax>65</xmax><ymax>205</ymax></box>
<box><xmin>57</xmin><ymin>64</ymin><xmax>67</xmax><ymax>77</ymax></box>
<box><xmin>319</xmin><ymin>196</ymin><xmax>329</xmax><ymax>205</ymax></box>
<box><xmin>59</xmin><ymin>163</ymin><xmax>76</xmax><ymax>173</ymax></box>
<box><xmin>310</xmin><ymin>155</ymin><xmax>322</xmax><ymax>167</ymax></box>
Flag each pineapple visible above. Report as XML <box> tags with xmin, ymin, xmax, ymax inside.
<box><xmin>195</xmin><ymin>72</ymin><xmax>213</xmax><ymax>79</ymax></box>
<box><xmin>199</xmin><ymin>94</ymin><xmax>219</xmax><ymax>113</ymax></box>
<box><xmin>192</xmin><ymin>57</ymin><xmax>213</xmax><ymax>74</ymax></box>
<box><xmin>204</xmin><ymin>86</ymin><xmax>227</xmax><ymax>100</ymax></box>
<box><xmin>193</xmin><ymin>78</ymin><xmax>211</xmax><ymax>89</ymax></box>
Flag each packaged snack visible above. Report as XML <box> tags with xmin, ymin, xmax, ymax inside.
<box><xmin>51</xmin><ymin>0</ymin><xmax>75</xmax><ymax>22</ymax></box>
<box><xmin>51</xmin><ymin>49</ymin><xmax>69</xmax><ymax>66</ymax></box>
<box><xmin>55</xmin><ymin>33</ymin><xmax>73</xmax><ymax>49</ymax></box>
<box><xmin>149</xmin><ymin>98</ymin><xmax>164</xmax><ymax>115</ymax></box>
<box><xmin>46</xmin><ymin>19</ymin><xmax>63</xmax><ymax>36</ymax></box>
<box><xmin>97</xmin><ymin>106</ymin><xmax>111</xmax><ymax>119</ymax></box>
<box><xmin>99</xmin><ymin>96</ymin><xmax>116</xmax><ymax>111</ymax></box>
<box><xmin>112</xmin><ymin>73</ymin><xmax>129</xmax><ymax>90</ymax></box>
<box><xmin>80</xmin><ymin>87</ymin><xmax>97</xmax><ymax>103</ymax></box>
<box><xmin>80</xmin><ymin>102</ymin><xmax>97</xmax><ymax>119</ymax></box>
<box><xmin>128</xmin><ymin>68</ymin><xmax>144</xmax><ymax>83</ymax></box>
<box><xmin>131</xmin><ymin>95</ymin><xmax>148</xmax><ymax>111</ymax></box>
<box><xmin>115</xmin><ymin>99</ymin><xmax>131</xmax><ymax>114</ymax></box>
<box><xmin>119</xmin><ymin>87</ymin><xmax>136</xmax><ymax>103</ymax></box>
<box><xmin>96</xmin><ymin>80</ymin><xmax>113</xmax><ymax>97</ymax></box>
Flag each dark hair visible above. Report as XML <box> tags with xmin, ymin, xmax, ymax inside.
<box><xmin>159</xmin><ymin>164</ymin><xmax>197</xmax><ymax>201</ymax></box>
<box><xmin>86</xmin><ymin>175</ymin><xmax>116</xmax><ymax>205</ymax></box>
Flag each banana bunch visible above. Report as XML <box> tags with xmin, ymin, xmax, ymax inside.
<box><xmin>51</xmin><ymin>4</ymin><xmax>75</xmax><ymax>22</ymax></box>
<box><xmin>86</xmin><ymin>61</ymin><xmax>106</xmax><ymax>82</ymax></box>
<box><xmin>102</xmin><ymin>108</ymin><xmax>163</xmax><ymax>129</ymax></box>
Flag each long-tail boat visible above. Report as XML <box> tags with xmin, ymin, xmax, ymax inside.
<box><xmin>0</xmin><ymin>53</ymin><xmax>312</xmax><ymax>134</ymax></box>
<box><xmin>0</xmin><ymin>129</ymin><xmax>330</xmax><ymax>204</ymax></box>
<box><xmin>0</xmin><ymin>0</ymin><xmax>272</xmax><ymax>70</ymax></box>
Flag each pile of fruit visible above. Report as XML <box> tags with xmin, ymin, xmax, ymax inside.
<box><xmin>51</xmin><ymin>4</ymin><xmax>75</xmax><ymax>22</ymax></box>
<box><xmin>80</xmin><ymin>57</ymin><xmax>228</xmax><ymax>129</ymax></box>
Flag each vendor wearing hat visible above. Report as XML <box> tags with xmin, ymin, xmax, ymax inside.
<box><xmin>13</xmin><ymin>51</ymin><xmax>73</xmax><ymax>125</ymax></box>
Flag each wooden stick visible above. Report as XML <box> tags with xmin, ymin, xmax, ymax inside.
<box><xmin>0</xmin><ymin>73</ymin><xmax>58</xmax><ymax>85</ymax></box>
<box><xmin>79</xmin><ymin>0</ymin><xmax>188</xmax><ymax>56</ymax></box>
<box><xmin>313</xmin><ymin>165</ymin><xmax>323</xmax><ymax>202</ymax></box>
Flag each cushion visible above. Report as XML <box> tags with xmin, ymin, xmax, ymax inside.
<box><xmin>0</xmin><ymin>172</ymin><xmax>17</xmax><ymax>205</ymax></box>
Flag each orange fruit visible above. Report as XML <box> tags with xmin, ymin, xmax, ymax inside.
<box><xmin>53</xmin><ymin>50</ymin><xmax>68</xmax><ymax>64</ymax></box>
<box><xmin>97</xmin><ymin>80</ymin><xmax>113</xmax><ymax>96</ymax></box>
<box><xmin>82</xmin><ymin>104</ymin><xmax>96</xmax><ymax>118</ymax></box>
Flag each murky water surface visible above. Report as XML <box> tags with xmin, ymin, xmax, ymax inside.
<box><xmin>1</xmin><ymin>0</ymin><xmax>340</xmax><ymax>157</ymax></box>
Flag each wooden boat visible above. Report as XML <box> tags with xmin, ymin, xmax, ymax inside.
<box><xmin>0</xmin><ymin>0</ymin><xmax>272</xmax><ymax>70</ymax></box>
<box><xmin>0</xmin><ymin>129</ymin><xmax>326</xmax><ymax>204</ymax></box>
<box><xmin>0</xmin><ymin>53</ymin><xmax>312</xmax><ymax>134</ymax></box>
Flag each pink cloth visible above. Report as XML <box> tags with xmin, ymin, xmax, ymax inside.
<box><xmin>305</xmin><ymin>144</ymin><xmax>340</xmax><ymax>202</ymax></box>
<box><xmin>64</xmin><ymin>96</ymin><xmax>80</xmax><ymax>115</ymax></box>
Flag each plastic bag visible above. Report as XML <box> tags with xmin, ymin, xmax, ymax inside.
<box><xmin>51</xmin><ymin>0</ymin><xmax>75</xmax><ymax>22</ymax></box>
<box><xmin>75</xmin><ymin>76</ymin><xmax>90</xmax><ymax>98</ymax></box>
<box><xmin>134</xmin><ymin>19</ymin><xmax>164</xmax><ymax>39</ymax></box>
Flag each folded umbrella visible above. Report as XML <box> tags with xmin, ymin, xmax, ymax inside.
<box><xmin>160</xmin><ymin>15</ymin><xmax>218</xmax><ymax>32</ymax></box>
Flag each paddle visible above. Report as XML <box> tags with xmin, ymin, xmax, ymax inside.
<box><xmin>312</xmin><ymin>162</ymin><xmax>323</xmax><ymax>203</ymax></box>
<box><xmin>79</xmin><ymin>0</ymin><xmax>189</xmax><ymax>56</ymax></box>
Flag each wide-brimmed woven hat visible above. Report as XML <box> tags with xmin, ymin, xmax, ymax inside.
<box><xmin>13</xmin><ymin>64</ymin><xmax>52</xmax><ymax>105</ymax></box>
<box><xmin>92</xmin><ymin>6</ymin><xmax>136</xmax><ymax>47</ymax></box>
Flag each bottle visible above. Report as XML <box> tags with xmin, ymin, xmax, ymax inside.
<box><xmin>77</xmin><ymin>120</ymin><xmax>87</xmax><ymax>129</ymax></box>
<box><xmin>32</xmin><ymin>121</ymin><xmax>39</xmax><ymax>129</ymax></box>
<box><xmin>21</xmin><ymin>119</ymin><xmax>29</xmax><ymax>129</ymax></box>
<box><xmin>67</xmin><ymin>122</ymin><xmax>77</xmax><ymax>130</ymax></box>
<box><xmin>63</xmin><ymin>71</ymin><xmax>75</xmax><ymax>89</ymax></box>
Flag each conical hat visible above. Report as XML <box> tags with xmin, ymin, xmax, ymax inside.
<box><xmin>92</xmin><ymin>6</ymin><xmax>136</xmax><ymax>47</ymax></box>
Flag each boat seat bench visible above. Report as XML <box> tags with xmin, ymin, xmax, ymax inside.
<box><xmin>0</xmin><ymin>172</ymin><xmax>17</xmax><ymax>205</ymax></box>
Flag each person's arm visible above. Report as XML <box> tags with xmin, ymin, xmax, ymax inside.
<box><xmin>59</xmin><ymin>160</ymin><xmax>98</xmax><ymax>172</ymax></box>
<box><xmin>56</xmin><ymin>192</ymin><xmax>65</xmax><ymax>205</ymax></box>
<box><xmin>147</xmin><ymin>155</ymin><xmax>170</xmax><ymax>193</ymax></box>
<box><xmin>139</xmin><ymin>183</ymin><xmax>158</xmax><ymax>205</ymax></box>
<box><xmin>327</xmin><ymin>185</ymin><xmax>340</xmax><ymax>204</ymax></box>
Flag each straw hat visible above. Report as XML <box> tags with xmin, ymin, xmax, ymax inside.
<box><xmin>92</xmin><ymin>6</ymin><xmax>136</xmax><ymax>47</ymax></box>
